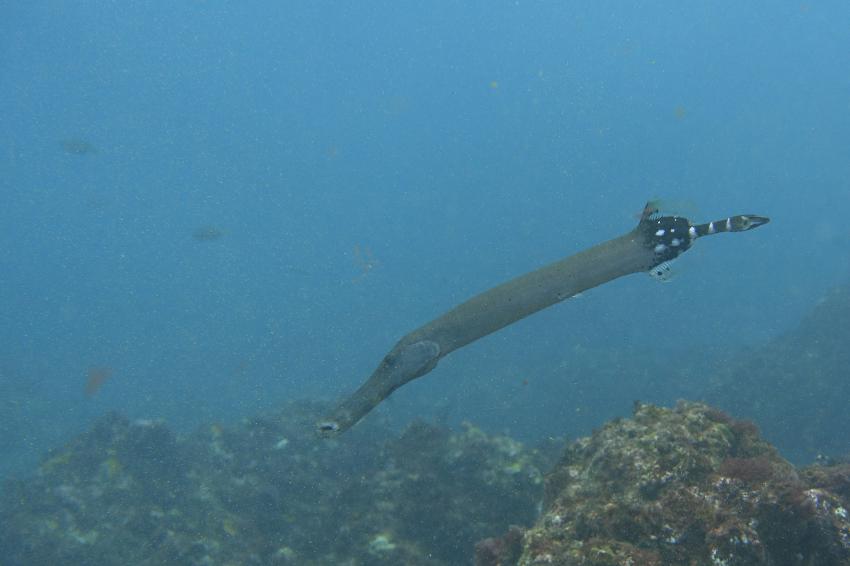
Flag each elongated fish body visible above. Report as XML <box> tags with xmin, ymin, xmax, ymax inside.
<box><xmin>318</xmin><ymin>203</ymin><xmax>769</xmax><ymax>436</ymax></box>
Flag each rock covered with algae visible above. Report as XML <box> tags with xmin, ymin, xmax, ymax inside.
<box><xmin>512</xmin><ymin>401</ymin><xmax>850</xmax><ymax>566</ymax></box>
<box><xmin>5</xmin><ymin>398</ymin><xmax>850</xmax><ymax>565</ymax></box>
<box><xmin>0</xmin><ymin>401</ymin><xmax>548</xmax><ymax>565</ymax></box>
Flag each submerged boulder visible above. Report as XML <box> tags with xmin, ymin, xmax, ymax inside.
<box><xmin>516</xmin><ymin>401</ymin><xmax>850</xmax><ymax>565</ymax></box>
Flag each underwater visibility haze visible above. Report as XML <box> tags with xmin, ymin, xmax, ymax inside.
<box><xmin>2</xmin><ymin>2</ymin><xmax>850</xmax><ymax>563</ymax></box>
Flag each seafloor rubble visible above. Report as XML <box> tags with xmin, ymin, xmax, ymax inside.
<box><xmin>0</xmin><ymin>401</ymin><xmax>547</xmax><ymax>566</ymax></box>
<box><xmin>3</xmin><ymin>400</ymin><xmax>850</xmax><ymax>565</ymax></box>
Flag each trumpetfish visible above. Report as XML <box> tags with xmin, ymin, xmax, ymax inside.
<box><xmin>318</xmin><ymin>202</ymin><xmax>769</xmax><ymax>436</ymax></box>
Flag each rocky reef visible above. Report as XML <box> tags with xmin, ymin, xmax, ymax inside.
<box><xmin>513</xmin><ymin>401</ymin><xmax>850</xmax><ymax>566</ymax></box>
<box><xmin>0</xmin><ymin>401</ymin><xmax>547</xmax><ymax>566</ymax></box>
<box><xmin>3</xmin><ymin>399</ymin><xmax>850</xmax><ymax>565</ymax></box>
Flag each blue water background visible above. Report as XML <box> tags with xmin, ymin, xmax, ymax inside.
<box><xmin>2</xmin><ymin>2</ymin><xmax>848</xmax><ymax>476</ymax></box>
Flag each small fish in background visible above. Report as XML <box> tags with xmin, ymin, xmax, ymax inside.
<box><xmin>85</xmin><ymin>366</ymin><xmax>114</xmax><ymax>397</ymax></box>
<box><xmin>352</xmin><ymin>244</ymin><xmax>380</xmax><ymax>283</ymax></box>
<box><xmin>60</xmin><ymin>139</ymin><xmax>98</xmax><ymax>155</ymax></box>
<box><xmin>193</xmin><ymin>225</ymin><xmax>226</xmax><ymax>242</ymax></box>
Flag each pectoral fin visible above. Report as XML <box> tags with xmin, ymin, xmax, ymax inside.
<box><xmin>380</xmin><ymin>340</ymin><xmax>441</xmax><ymax>387</ymax></box>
